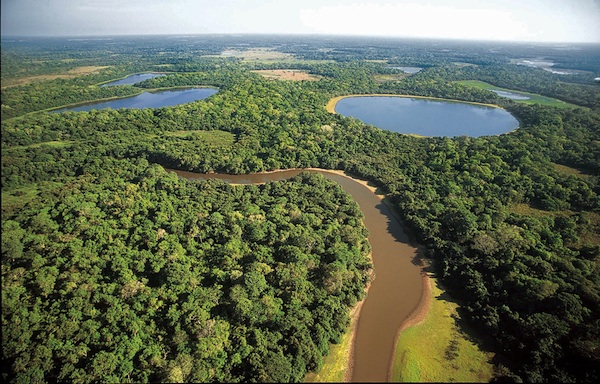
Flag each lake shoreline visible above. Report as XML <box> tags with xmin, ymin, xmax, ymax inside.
<box><xmin>325</xmin><ymin>93</ymin><xmax>503</xmax><ymax>114</ymax></box>
<box><xmin>51</xmin><ymin>86</ymin><xmax>218</xmax><ymax>113</ymax></box>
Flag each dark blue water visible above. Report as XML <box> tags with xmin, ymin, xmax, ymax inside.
<box><xmin>101</xmin><ymin>73</ymin><xmax>165</xmax><ymax>87</ymax></box>
<box><xmin>335</xmin><ymin>96</ymin><xmax>519</xmax><ymax>137</ymax></box>
<box><xmin>55</xmin><ymin>88</ymin><xmax>218</xmax><ymax>112</ymax></box>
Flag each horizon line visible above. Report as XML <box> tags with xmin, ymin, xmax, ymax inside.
<box><xmin>2</xmin><ymin>32</ymin><xmax>599</xmax><ymax>45</ymax></box>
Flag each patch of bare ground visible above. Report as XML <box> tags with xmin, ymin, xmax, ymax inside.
<box><xmin>212</xmin><ymin>47</ymin><xmax>295</xmax><ymax>61</ymax></box>
<box><xmin>252</xmin><ymin>69</ymin><xmax>320</xmax><ymax>81</ymax></box>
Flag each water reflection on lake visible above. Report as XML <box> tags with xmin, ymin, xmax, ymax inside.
<box><xmin>335</xmin><ymin>96</ymin><xmax>519</xmax><ymax>137</ymax></box>
<box><xmin>101</xmin><ymin>73</ymin><xmax>166</xmax><ymax>87</ymax></box>
<box><xmin>491</xmin><ymin>89</ymin><xmax>531</xmax><ymax>100</ymax></box>
<box><xmin>389</xmin><ymin>66</ymin><xmax>423</xmax><ymax>74</ymax></box>
<box><xmin>54</xmin><ymin>87</ymin><xmax>218</xmax><ymax>112</ymax></box>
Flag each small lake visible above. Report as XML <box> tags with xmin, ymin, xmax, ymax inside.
<box><xmin>334</xmin><ymin>96</ymin><xmax>519</xmax><ymax>137</ymax></box>
<box><xmin>54</xmin><ymin>87</ymin><xmax>218</xmax><ymax>112</ymax></box>
<box><xmin>389</xmin><ymin>66</ymin><xmax>423</xmax><ymax>74</ymax></box>
<box><xmin>491</xmin><ymin>89</ymin><xmax>530</xmax><ymax>100</ymax></box>
<box><xmin>101</xmin><ymin>73</ymin><xmax>166</xmax><ymax>87</ymax></box>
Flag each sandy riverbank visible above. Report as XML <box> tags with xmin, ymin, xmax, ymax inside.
<box><xmin>310</xmin><ymin>168</ymin><xmax>431</xmax><ymax>382</ymax></box>
<box><xmin>171</xmin><ymin>166</ymin><xmax>430</xmax><ymax>382</ymax></box>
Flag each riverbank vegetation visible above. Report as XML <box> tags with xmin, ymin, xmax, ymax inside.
<box><xmin>391</xmin><ymin>276</ymin><xmax>495</xmax><ymax>382</ymax></box>
<box><xmin>2</xmin><ymin>163</ymin><xmax>372</xmax><ymax>382</ymax></box>
<box><xmin>2</xmin><ymin>35</ymin><xmax>599</xmax><ymax>383</ymax></box>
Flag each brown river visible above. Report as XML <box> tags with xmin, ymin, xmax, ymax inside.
<box><xmin>168</xmin><ymin>168</ymin><xmax>423</xmax><ymax>382</ymax></box>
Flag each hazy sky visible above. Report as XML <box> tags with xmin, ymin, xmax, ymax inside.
<box><xmin>2</xmin><ymin>0</ymin><xmax>599</xmax><ymax>43</ymax></box>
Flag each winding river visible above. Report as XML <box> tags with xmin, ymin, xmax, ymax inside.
<box><xmin>169</xmin><ymin>168</ymin><xmax>424</xmax><ymax>382</ymax></box>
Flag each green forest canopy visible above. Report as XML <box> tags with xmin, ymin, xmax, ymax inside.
<box><xmin>2</xmin><ymin>35</ymin><xmax>600</xmax><ymax>383</ymax></box>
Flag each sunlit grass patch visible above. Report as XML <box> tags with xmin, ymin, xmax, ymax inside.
<box><xmin>391</xmin><ymin>277</ymin><xmax>494</xmax><ymax>383</ymax></box>
<box><xmin>303</xmin><ymin>321</ymin><xmax>353</xmax><ymax>383</ymax></box>
<box><xmin>252</xmin><ymin>69</ymin><xmax>321</xmax><ymax>81</ymax></box>
<box><xmin>166</xmin><ymin>130</ymin><xmax>235</xmax><ymax>147</ymax></box>
<box><xmin>6</xmin><ymin>140</ymin><xmax>74</xmax><ymax>150</ymax></box>
<box><xmin>1</xmin><ymin>181</ymin><xmax>64</xmax><ymax>218</ymax></box>
<box><xmin>457</xmin><ymin>80</ymin><xmax>577</xmax><ymax>108</ymax></box>
<box><xmin>552</xmin><ymin>163</ymin><xmax>592</xmax><ymax>179</ymax></box>
<box><xmin>509</xmin><ymin>204</ymin><xmax>600</xmax><ymax>247</ymax></box>
<box><xmin>2</xmin><ymin>66</ymin><xmax>111</xmax><ymax>88</ymax></box>
<box><xmin>213</xmin><ymin>48</ymin><xmax>295</xmax><ymax>62</ymax></box>
<box><xmin>373</xmin><ymin>73</ymin><xmax>409</xmax><ymax>83</ymax></box>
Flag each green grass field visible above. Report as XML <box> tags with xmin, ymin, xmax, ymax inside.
<box><xmin>457</xmin><ymin>80</ymin><xmax>578</xmax><ymax>108</ymax></box>
<box><xmin>7</xmin><ymin>140</ymin><xmax>74</xmax><ymax>150</ymax></box>
<box><xmin>391</xmin><ymin>276</ymin><xmax>495</xmax><ymax>383</ymax></box>
<box><xmin>2</xmin><ymin>181</ymin><xmax>64</xmax><ymax>218</ymax></box>
<box><xmin>303</xmin><ymin>319</ymin><xmax>354</xmax><ymax>383</ymax></box>
<box><xmin>165</xmin><ymin>130</ymin><xmax>236</xmax><ymax>147</ymax></box>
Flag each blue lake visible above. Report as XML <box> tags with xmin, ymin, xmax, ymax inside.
<box><xmin>335</xmin><ymin>96</ymin><xmax>519</xmax><ymax>137</ymax></box>
<box><xmin>101</xmin><ymin>73</ymin><xmax>166</xmax><ymax>87</ymax></box>
<box><xmin>55</xmin><ymin>88</ymin><xmax>218</xmax><ymax>113</ymax></box>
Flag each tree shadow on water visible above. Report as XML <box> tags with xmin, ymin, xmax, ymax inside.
<box><xmin>374</xmin><ymin>197</ymin><xmax>425</xmax><ymax>268</ymax></box>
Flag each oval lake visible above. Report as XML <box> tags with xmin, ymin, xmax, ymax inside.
<box><xmin>334</xmin><ymin>96</ymin><xmax>519</xmax><ymax>137</ymax></box>
<box><xmin>55</xmin><ymin>87</ymin><xmax>218</xmax><ymax>112</ymax></box>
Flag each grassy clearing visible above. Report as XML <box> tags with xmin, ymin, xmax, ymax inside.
<box><xmin>457</xmin><ymin>80</ymin><xmax>577</xmax><ymax>108</ymax></box>
<box><xmin>303</xmin><ymin>316</ymin><xmax>354</xmax><ymax>383</ymax></box>
<box><xmin>1</xmin><ymin>181</ymin><xmax>64</xmax><ymax>219</ymax></box>
<box><xmin>373</xmin><ymin>73</ymin><xmax>409</xmax><ymax>83</ymax></box>
<box><xmin>1</xmin><ymin>66</ymin><xmax>110</xmax><ymax>88</ymax></box>
<box><xmin>21</xmin><ymin>140</ymin><xmax>73</xmax><ymax>149</ymax></box>
<box><xmin>207</xmin><ymin>48</ymin><xmax>331</xmax><ymax>64</ymax></box>
<box><xmin>510</xmin><ymin>203</ymin><xmax>569</xmax><ymax>218</ymax></box>
<box><xmin>552</xmin><ymin>163</ymin><xmax>592</xmax><ymax>179</ymax></box>
<box><xmin>212</xmin><ymin>48</ymin><xmax>295</xmax><ymax>62</ymax></box>
<box><xmin>165</xmin><ymin>130</ymin><xmax>235</xmax><ymax>147</ymax></box>
<box><xmin>252</xmin><ymin>69</ymin><xmax>321</xmax><ymax>81</ymax></box>
<box><xmin>510</xmin><ymin>203</ymin><xmax>600</xmax><ymax>247</ymax></box>
<box><xmin>391</xmin><ymin>276</ymin><xmax>495</xmax><ymax>383</ymax></box>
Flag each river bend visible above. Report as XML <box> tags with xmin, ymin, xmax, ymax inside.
<box><xmin>169</xmin><ymin>168</ymin><xmax>423</xmax><ymax>382</ymax></box>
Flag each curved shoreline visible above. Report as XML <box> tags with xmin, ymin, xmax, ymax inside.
<box><xmin>325</xmin><ymin>93</ymin><xmax>504</xmax><ymax>114</ymax></box>
<box><xmin>45</xmin><ymin>86</ymin><xmax>219</xmax><ymax>114</ymax></box>
<box><xmin>170</xmin><ymin>166</ymin><xmax>429</xmax><ymax>382</ymax></box>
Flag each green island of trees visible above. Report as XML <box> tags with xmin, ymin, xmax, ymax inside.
<box><xmin>2</xmin><ymin>35</ymin><xmax>600</xmax><ymax>383</ymax></box>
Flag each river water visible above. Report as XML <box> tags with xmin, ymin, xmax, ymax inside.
<box><xmin>169</xmin><ymin>168</ymin><xmax>423</xmax><ymax>382</ymax></box>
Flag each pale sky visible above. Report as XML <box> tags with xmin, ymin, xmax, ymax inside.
<box><xmin>2</xmin><ymin>0</ymin><xmax>599</xmax><ymax>43</ymax></box>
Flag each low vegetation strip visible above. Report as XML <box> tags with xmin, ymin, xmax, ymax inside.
<box><xmin>1</xmin><ymin>66</ymin><xmax>110</xmax><ymax>89</ymax></box>
<box><xmin>457</xmin><ymin>80</ymin><xmax>577</xmax><ymax>108</ymax></box>
<box><xmin>391</xmin><ymin>276</ymin><xmax>495</xmax><ymax>382</ymax></box>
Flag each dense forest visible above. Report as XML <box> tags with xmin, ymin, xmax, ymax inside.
<box><xmin>2</xmin><ymin>35</ymin><xmax>600</xmax><ymax>383</ymax></box>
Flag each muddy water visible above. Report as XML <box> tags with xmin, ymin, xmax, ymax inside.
<box><xmin>169</xmin><ymin>168</ymin><xmax>423</xmax><ymax>382</ymax></box>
